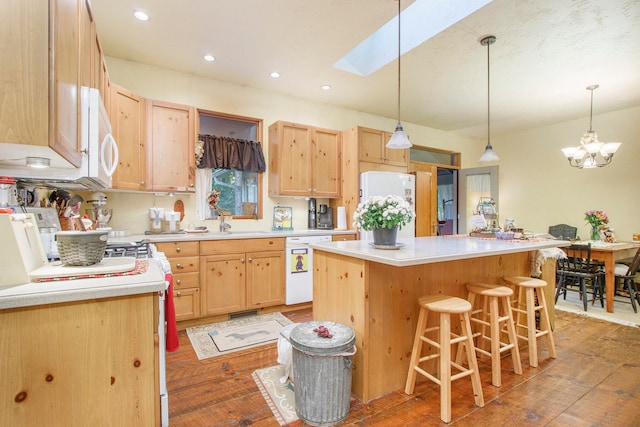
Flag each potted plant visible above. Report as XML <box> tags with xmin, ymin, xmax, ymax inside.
<box><xmin>353</xmin><ymin>195</ymin><xmax>415</xmax><ymax>246</ymax></box>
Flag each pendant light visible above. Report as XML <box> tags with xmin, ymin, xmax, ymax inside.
<box><xmin>479</xmin><ymin>35</ymin><xmax>499</xmax><ymax>162</ymax></box>
<box><xmin>561</xmin><ymin>85</ymin><xmax>621</xmax><ymax>169</ymax></box>
<box><xmin>386</xmin><ymin>0</ymin><xmax>412</xmax><ymax>149</ymax></box>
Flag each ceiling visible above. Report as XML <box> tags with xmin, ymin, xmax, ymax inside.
<box><xmin>91</xmin><ymin>0</ymin><xmax>640</xmax><ymax>139</ymax></box>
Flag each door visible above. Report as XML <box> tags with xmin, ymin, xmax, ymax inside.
<box><xmin>415</xmin><ymin>170</ymin><xmax>434</xmax><ymax>236</ymax></box>
<box><xmin>458</xmin><ymin>165</ymin><xmax>499</xmax><ymax>233</ymax></box>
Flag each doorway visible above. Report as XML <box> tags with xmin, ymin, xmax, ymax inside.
<box><xmin>458</xmin><ymin>165</ymin><xmax>499</xmax><ymax>234</ymax></box>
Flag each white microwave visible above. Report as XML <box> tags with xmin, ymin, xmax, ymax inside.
<box><xmin>0</xmin><ymin>86</ymin><xmax>119</xmax><ymax>190</ymax></box>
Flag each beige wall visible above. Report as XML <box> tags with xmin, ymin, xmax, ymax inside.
<box><xmin>490</xmin><ymin>105</ymin><xmax>639</xmax><ymax>240</ymax></box>
<box><xmin>103</xmin><ymin>57</ymin><xmax>638</xmax><ymax>240</ymax></box>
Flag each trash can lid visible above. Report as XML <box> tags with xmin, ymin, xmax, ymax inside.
<box><xmin>290</xmin><ymin>321</ymin><xmax>355</xmax><ymax>355</ymax></box>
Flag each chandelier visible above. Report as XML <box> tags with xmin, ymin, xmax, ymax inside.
<box><xmin>561</xmin><ymin>85</ymin><xmax>621</xmax><ymax>169</ymax></box>
<box><xmin>386</xmin><ymin>0</ymin><xmax>412</xmax><ymax>149</ymax></box>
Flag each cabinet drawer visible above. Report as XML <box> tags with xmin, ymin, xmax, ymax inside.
<box><xmin>172</xmin><ymin>272</ymin><xmax>199</xmax><ymax>290</ymax></box>
<box><xmin>169</xmin><ymin>256</ymin><xmax>199</xmax><ymax>273</ymax></box>
<box><xmin>201</xmin><ymin>237</ymin><xmax>285</xmax><ymax>254</ymax></box>
<box><xmin>156</xmin><ymin>241</ymin><xmax>199</xmax><ymax>257</ymax></box>
<box><xmin>173</xmin><ymin>288</ymin><xmax>200</xmax><ymax>321</ymax></box>
<box><xmin>332</xmin><ymin>234</ymin><xmax>356</xmax><ymax>241</ymax></box>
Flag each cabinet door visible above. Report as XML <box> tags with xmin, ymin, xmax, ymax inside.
<box><xmin>246</xmin><ymin>251</ymin><xmax>284</xmax><ymax>308</ymax></box>
<box><xmin>358</xmin><ymin>127</ymin><xmax>385</xmax><ymax>163</ymax></box>
<box><xmin>174</xmin><ymin>288</ymin><xmax>200</xmax><ymax>321</ymax></box>
<box><xmin>80</xmin><ymin>0</ymin><xmax>92</xmax><ymax>88</ymax></box>
<box><xmin>111</xmin><ymin>84</ymin><xmax>146</xmax><ymax>190</ymax></box>
<box><xmin>201</xmin><ymin>254</ymin><xmax>246</xmax><ymax>316</ymax></box>
<box><xmin>146</xmin><ymin>100</ymin><xmax>196</xmax><ymax>192</ymax></box>
<box><xmin>312</xmin><ymin>128</ymin><xmax>342</xmax><ymax>197</ymax></box>
<box><xmin>51</xmin><ymin>0</ymin><xmax>83</xmax><ymax>167</ymax></box>
<box><xmin>270</xmin><ymin>122</ymin><xmax>313</xmax><ymax>197</ymax></box>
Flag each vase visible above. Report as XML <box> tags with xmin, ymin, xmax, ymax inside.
<box><xmin>372</xmin><ymin>226</ymin><xmax>398</xmax><ymax>247</ymax></box>
<box><xmin>590</xmin><ymin>226</ymin><xmax>601</xmax><ymax>241</ymax></box>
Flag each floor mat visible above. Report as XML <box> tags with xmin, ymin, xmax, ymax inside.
<box><xmin>252</xmin><ymin>364</ymin><xmax>298</xmax><ymax>426</ymax></box>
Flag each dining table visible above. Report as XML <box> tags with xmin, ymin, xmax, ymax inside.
<box><xmin>587</xmin><ymin>241</ymin><xmax>640</xmax><ymax>312</ymax></box>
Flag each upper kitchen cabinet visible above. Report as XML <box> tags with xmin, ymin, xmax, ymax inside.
<box><xmin>80</xmin><ymin>0</ymin><xmax>109</xmax><ymax>105</ymax></box>
<box><xmin>268</xmin><ymin>121</ymin><xmax>341</xmax><ymax>198</ymax></box>
<box><xmin>0</xmin><ymin>0</ymin><xmax>83</xmax><ymax>167</ymax></box>
<box><xmin>357</xmin><ymin>126</ymin><xmax>408</xmax><ymax>171</ymax></box>
<box><xmin>146</xmin><ymin>100</ymin><xmax>196</xmax><ymax>192</ymax></box>
<box><xmin>111</xmin><ymin>84</ymin><xmax>146</xmax><ymax>191</ymax></box>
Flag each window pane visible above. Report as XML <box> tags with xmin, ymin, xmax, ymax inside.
<box><xmin>212</xmin><ymin>169</ymin><xmax>258</xmax><ymax>217</ymax></box>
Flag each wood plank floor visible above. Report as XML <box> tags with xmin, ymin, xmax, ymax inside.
<box><xmin>166</xmin><ymin>308</ymin><xmax>640</xmax><ymax>426</ymax></box>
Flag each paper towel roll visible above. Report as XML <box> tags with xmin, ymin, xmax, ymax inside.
<box><xmin>336</xmin><ymin>206</ymin><xmax>347</xmax><ymax>230</ymax></box>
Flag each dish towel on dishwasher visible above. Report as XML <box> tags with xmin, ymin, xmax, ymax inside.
<box><xmin>165</xmin><ymin>273</ymin><xmax>179</xmax><ymax>352</ymax></box>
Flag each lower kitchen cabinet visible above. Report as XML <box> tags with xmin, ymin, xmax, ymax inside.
<box><xmin>200</xmin><ymin>238</ymin><xmax>285</xmax><ymax>317</ymax></box>
<box><xmin>156</xmin><ymin>241</ymin><xmax>200</xmax><ymax>321</ymax></box>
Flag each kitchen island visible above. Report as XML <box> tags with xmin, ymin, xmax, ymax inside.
<box><xmin>310</xmin><ymin>236</ymin><xmax>567</xmax><ymax>402</ymax></box>
<box><xmin>0</xmin><ymin>261</ymin><xmax>166</xmax><ymax>426</ymax></box>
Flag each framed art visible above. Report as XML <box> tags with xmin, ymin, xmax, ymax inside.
<box><xmin>272</xmin><ymin>206</ymin><xmax>293</xmax><ymax>231</ymax></box>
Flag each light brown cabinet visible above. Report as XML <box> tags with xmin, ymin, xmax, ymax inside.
<box><xmin>358</xmin><ymin>126</ymin><xmax>408</xmax><ymax>170</ymax></box>
<box><xmin>0</xmin><ymin>0</ymin><xmax>83</xmax><ymax>167</ymax></box>
<box><xmin>111</xmin><ymin>84</ymin><xmax>147</xmax><ymax>191</ymax></box>
<box><xmin>200</xmin><ymin>238</ymin><xmax>285</xmax><ymax>317</ymax></box>
<box><xmin>146</xmin><ymin>100</ymin><xmax>196</xmax><ymax>192</ymax></box>
<box><xmin>156</xmin><ymin>241</ymin><xmax>201</xmax><ymax>321</ymax></box>
<box><xmin>268</xmin><ymin>121</ymin><xmax>341</xmax><ymax>198</ymax></box>
<box><xmin>0</xmin><ymin>294</ymin><xmax>159</xmax><ymax>426</ymax></box>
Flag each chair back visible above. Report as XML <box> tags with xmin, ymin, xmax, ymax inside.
<box><xmin>548</xmin><ymin>224</ymin><xmax>578</xmax><ymax>240</ymax></box>
<box><xmin>558</xmin><ymin>243</ymin><xmax>597</xmax><ymax>275</ymax></box>
<box><xmin>620</xmin><ymin>247</ymin><xmax>640</xmax><ymax>277</ymax></box>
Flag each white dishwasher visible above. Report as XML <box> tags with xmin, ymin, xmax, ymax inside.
<box><xmin>285</xmin><ymin>235</ymin><xmax>332</xmax><ymax>304</ymax></box>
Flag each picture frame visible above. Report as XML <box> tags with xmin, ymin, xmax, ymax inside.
<box><xmin>272</xmin><ymin>206</ymin><xmax>293</xmax><ymax>231</ymax></box>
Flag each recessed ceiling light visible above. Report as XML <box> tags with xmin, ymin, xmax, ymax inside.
<box><xmin>134</xmin><ymin>10</ymin><xmax>149</xmax><ymax>21</ymax></box>
<box><xmin>321</xmin><ymin>85</ymin><xmax>332</xmax><ymax>91</ymax></box>
<box><xmin>203</xmin><ymin>54</ymin><xmax>215</xmax><ymax>62</ymax></box>
<box><xmin>270</xmin><ymin>72</ymin><xmax>280</xmax><ymax>78</ymax></box>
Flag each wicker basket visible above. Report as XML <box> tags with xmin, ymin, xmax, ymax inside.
<box><xmin>55</xmin><ymin>230</ymin><xmax>109</xmax><ymax>266</ymax></box>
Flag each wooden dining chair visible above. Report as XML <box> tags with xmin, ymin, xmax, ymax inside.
<box><xmin>548</xmin><ymin>224</ymin><xmax>578</xmax><ymax>240</ymax></box>
<box><xmin>555</xmin><ymin>243</ymin><xmax>605</xmax><ymax>311</ymax></box>
<box><xmin>614</xmin><ymin>247</ymin><xmax>640</xmax><ymax>313</ymax></box>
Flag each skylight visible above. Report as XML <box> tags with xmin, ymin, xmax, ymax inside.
<box><xmin>333</xmin><ymin>0</ymin><xmax>494</xmax><ymax>76</ymax></box>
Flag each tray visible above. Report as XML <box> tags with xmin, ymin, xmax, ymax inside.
<box><xmin>29</xmin><ymin>257</ymin><xmax>137</xmax><ymax>280</ymax></box>
<box><xmin>368</xmin><ymin>242</ymin><xmax>406</xmax><ymax>250</ymax></box>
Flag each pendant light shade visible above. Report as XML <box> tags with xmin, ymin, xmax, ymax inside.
<box><xmin>386</xmin><ymin>0</ymin><xmax>412</xmax><ymax>149</ymax></box>
<box><xmin>479</xmin><ymin>35</ymin><xmax>498</xmax><ymax>162</ymax></box>
<box><xmin>561</xmin><ymin>84</ymin><xmax>621</xmax><ymax>169</ymax></box>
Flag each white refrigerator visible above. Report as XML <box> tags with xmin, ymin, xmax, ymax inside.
<box><xmin>359</xmin><ymin>171</ymin><xmax>416</xmax><ymax>241</ymax></box>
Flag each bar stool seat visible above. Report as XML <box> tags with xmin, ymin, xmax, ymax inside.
<box><xmin>405</xmin><ymin>295</ymin><xmax>484</xmax><ymax>423</ymax></box>
<box><xmin>503</xmin><ymin>276</ymin><xmax>557</xmax><ymax>368</ymax></box>
<box><xmin>462</xmin><ymin>283</ymin><xmax>522</xmax><ymax>387</ymax></box>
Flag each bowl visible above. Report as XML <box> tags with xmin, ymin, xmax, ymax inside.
<box><xmin>55</xmin><ymin>230</ymin><xmax>109</xmax><ymax>266</ymax></box>
<box><xmin>495</xmin><ymin>231</ymin><xmax>515</xmax><ymax>240</ymax></box>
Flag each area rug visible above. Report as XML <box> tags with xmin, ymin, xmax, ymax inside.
<box><xmin>187</xmin><ymin>312</ymin><xmax>294</xmax><ymax>360</ymax></box>
<box><xmin>555</xmin><ymin>291</ymin><xmax>640</xmax><ymax>327</ymax></box>
<box><xmin>252</xmin><ymin>365</ymin><xmax>298</xmax><ymax>426</ymax></box>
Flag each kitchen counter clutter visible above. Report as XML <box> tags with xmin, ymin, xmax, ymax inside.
<box><xmin>310</xmin><ymin>236</ymin><xmax>568</xmax><ymax>402</ymax></box>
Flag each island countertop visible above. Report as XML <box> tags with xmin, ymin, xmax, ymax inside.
<box><xmin>310</xmin><ymin>235</ymin><xmax>569</xmax><ymax>267</ymax></box>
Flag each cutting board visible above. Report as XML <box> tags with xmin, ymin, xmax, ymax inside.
<box><xmin>29</xmin><ymin>257</ymin><xmax>137</xmax><ymax>280</ymax></box>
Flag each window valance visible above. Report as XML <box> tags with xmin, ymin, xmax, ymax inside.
<box><xmin>196</xmin><ymin>134</ymin><xmax>266</xmax><ymax>172</ymax></box>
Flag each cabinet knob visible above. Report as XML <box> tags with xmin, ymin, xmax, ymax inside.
<box><xmin>241</xmin><ymin>258</ymin><xmax>245</xmax><ymax>263</ymax></box>
<box><xmin>176</xmin><ymin>291</ymin><xmax>181</xmax><ymax>296</ymax></box>
<box><xmin>176</xmin><ymin>263</ymin><xmax>182</xmax><ymax>269</ymax></box>
<box><xmin>248</xmin><ymin>258</ymin><xmax>253</xmax><ymax>262</ymax></box>
<box><xmin>176</xmin><ymin>247</ymin><xmax>182</xmax><ymax>253</ymax></box>
<box><xmin>176</xmin><ymin>279</ymin><xmax>181</xmax><ymax>285</ymax></box>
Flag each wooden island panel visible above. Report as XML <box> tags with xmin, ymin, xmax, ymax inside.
<box><xmin>313</xmin><ymin>250</ymin><xmax>533</xmax><ymax>402</ymax></box>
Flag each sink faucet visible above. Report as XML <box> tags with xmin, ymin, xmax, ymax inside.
<box><xmin>219</xmin><ymin>214</ymin><xmax>231</xmax><ymax>232</ymax></box>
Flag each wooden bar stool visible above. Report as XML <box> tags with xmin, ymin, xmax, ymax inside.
<box><xmin>503</xmin><ymin>276</ymin><xmax>557</xmax><ymax>368</ymax></box>
<box><xmin>405</xmin><ymin>295</ymin><xmax>485</xmax><ymax>423</ymax></box>
<box><xmin>463</xmin><ymin>283</ymin><xmax>522</xmax><ymax>387</ymax></box>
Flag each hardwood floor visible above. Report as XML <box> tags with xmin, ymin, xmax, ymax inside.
<box><xmin>166</xmin><ymin>308</ymin><xmax>640</xmax><ymax>426</ymax></box>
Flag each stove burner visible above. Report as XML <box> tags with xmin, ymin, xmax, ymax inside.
<box><xmin>104</xmin><ymin>242</ymin><xmax>150</xmax><ymax>259</ymax></box>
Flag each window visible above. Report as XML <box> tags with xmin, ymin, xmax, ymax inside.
<box><xmin>198</xmin><ymin>111</ymin><xmax>264</xmax><ymax>220</ymax></box>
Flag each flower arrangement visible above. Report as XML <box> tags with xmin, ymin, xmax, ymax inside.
<box><xmin>353</xmin><ymin>195</ymin><xmax>415</xmax><ymax>231</ymax></box>
<box><xmin>208</xmin><ymin>190</ymin><xmax>223</xmax><ymax>217</ymax></box>
<box><xmin>585</xmin><ymin>209</ymin><xmax>609</xmax><ymax>240</ymax></box>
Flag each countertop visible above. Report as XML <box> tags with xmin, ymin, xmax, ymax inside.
<box><xmin>108</xmin><ymin>228</ymin><xmax>356</xmax><ymax>244</ymax></box>
<box><xmin>310</xmin><ymin>235</ymin><xmax>570</xmax><ymax>267</ymax></box>
<box><xmin>0</xmin><ymin>259</ymin><xmax>167</xmax><ymax>310</ymax></box>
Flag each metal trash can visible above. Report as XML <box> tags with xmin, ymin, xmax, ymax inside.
<box><xmin>290</xmin><ymin>321</ymin><xmax>356</xmax><ymax>427</ymax></box>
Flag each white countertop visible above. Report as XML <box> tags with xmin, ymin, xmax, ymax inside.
<box><xmin>310</xmin><ymin>236</ymin><xmax>570</xmax><ymax>267</ymax></box>
<box><xmin>109</xmin><ymin>228</ymin><xmax>356</xmax><ymax>244</ymax></box>
<box><xmin>0</xmin><ymin>260</ymin><xmax>166</xmax><ymax>310</ymax></box>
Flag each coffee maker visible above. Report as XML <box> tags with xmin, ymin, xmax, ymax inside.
<box><xmin>316</xmin><ymin>204</ymin><xmax>334</xmax><ymax>229</ymax></box>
